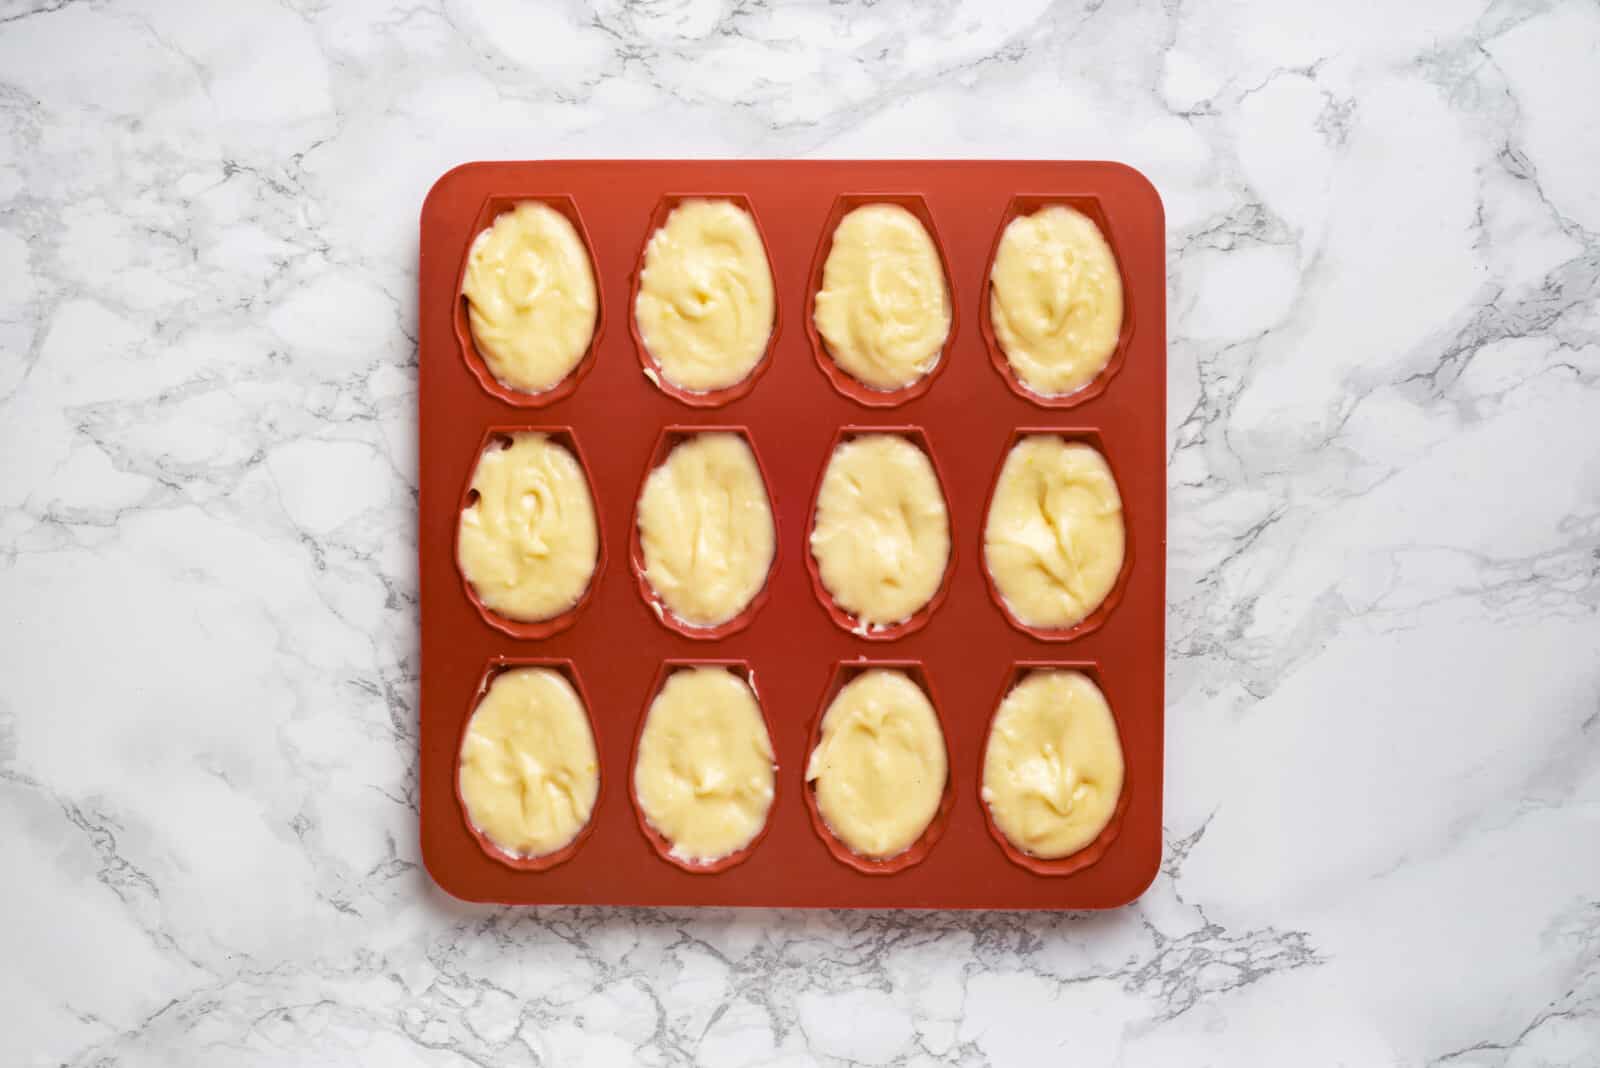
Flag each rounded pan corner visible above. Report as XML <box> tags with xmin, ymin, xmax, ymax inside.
<box><xmin>1093</xmin><ymin>159</ymin><xmax>1166</xmax><ymax>221</ymax></box>
<box><xmin>420</xmin><ymin>826</ymin><xmax>490</xmax><ymax>905</ymax></box>
<box><xmin>1098</xmin><ymin>831</ymin><xmax>1162</xmax><ymax>908</ymax></box>
<box><xmin>421</xmin><ymin>161</ymin><xmax>499</xmax><ymax>227</ymax></box>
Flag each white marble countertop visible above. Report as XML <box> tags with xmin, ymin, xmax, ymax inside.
<box><xmin>2</xmin><ymin>1</ymin><xmax>1597</xmax><ymax>1064</ymax></box>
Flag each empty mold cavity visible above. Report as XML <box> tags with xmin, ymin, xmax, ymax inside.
<box><xmin>455</xmin><ymin>657</ymin><xmax>604</xmax><ymax>872</ymax></box>
<box><xmin>630</xmin><ymin>426</ymin><xmax>779</xmax><ymax>640</ymax></box>
<box><xmin>804</xmin><ymin>194</ymin><xmax>958</xmax><ymax>408</ymax></box>
<box><xmin>629</xmin><ymin>660</ymin><xmax>778</xmax><ymax>874</ymax></box>
<box><xmin>980</xmin><ymin>195</ymin><xmax>1134</xmax><ymax>408</ymax></box>
<box><xmin>454</xmin><ymin>427</ymin><xmax>606</xmax><ymax>640</ymax></box>
<box><xmin>802</xmin><ymin>661</ymin><xmax>955</xmax><ymax>875</ymax></box>
<box><xmin>980</xmin><ymin>427</ymin><xmax>1132</xmax><ymax>642</ymax></box>
<box><xmin>454</xmin><ymin>195</ymin><xmax>603</xmax><ymax>407</ymax></box>
<box><xmin>978</xmin><ymin>662</ymin><xmax>1129</xmax><ymax>877</ymax></box>
<box><xmin>628</xmin><ymin>194</ymin><xmax>781</xmax><ymax>407</ymax></box>
<box><xmin>804</xmin><ymin>426</ymin><xmax>956</xmax><ymax>641</ymax></box>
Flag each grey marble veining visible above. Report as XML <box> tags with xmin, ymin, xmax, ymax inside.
<box><xmin>1</xmin><ymin>0</ymin><xmax>1597</xmax><ymax>1064</ymax></box>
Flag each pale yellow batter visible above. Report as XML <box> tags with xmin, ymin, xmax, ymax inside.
<box><xmin>810</xmin><ymin>434</ymin><xmax>950</xmax><ymax>627</ymax></box>
<box><xmin>989</xmin><ymin>205</ymin><xmax>1124</xmax><ymax>397</ymax></box>
<box><xmin>982</xmin><ymin>670</ymin><xmax>1124</xmax><ymax>859</ymax></box>
<box><xmin>458</xmin><ymin>433</ymin><xmax>599</xmax><ymax>622</ymax></box>
<box><xmin>637</xmin><ymin>433</ymin><xmax>776</xmax><ymax>628</ymax></box>
<box><xmin>813</xmin><ymin>204</ymin><xmax>952</xmax><ymax>391</ymax></box>
<box><xmin>635</xmin><ymin>199</ymin><xmax>776</xmax><ymax>393</ymax></box>
<box><xmin>983</xmin><ymin>436</ymin><xmax>1124</xmax><ymax>630</ymax></box>
<box><xmin>458</xmin><ymin>667</ymin><xmax>600</xmax><ymax>859</ymax></box>
<box><xmin>634</xmin><ymin>667</ymin><xmax>775</xmax><ymax>865</ymax></box>
<box><xmin>462</xmin><ymin>201</ymin><xmax>599</xmax><ymax>394</ymax></box>
<box><xmin>806</xmin><ymin>669</ymin><xmax>948</xmax><ymax>859</ymax></box>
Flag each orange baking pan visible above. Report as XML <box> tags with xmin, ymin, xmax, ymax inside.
<box><xmin>418</xmin><ymin>160</ymin><xmax>1165</xmax><ymax>908</ymax></box>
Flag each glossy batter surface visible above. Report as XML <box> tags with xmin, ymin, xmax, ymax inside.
<box><xmin>982</xmin><ymin>670</ymin><xmax>1124</xmax><ymax>859</ymax></box>
<box><xmin>637</xmin><ymin>432</ymin><xmax>775</xmax><ymax>628</ymax></box>
<box><xmin>462</xmin><ymin>201</ymin><xmax>598</xmax><ymax>394</ymax></box>
<box><xmin>635</xmin><ymin>199</ymin><xmax>775</xmax><ymax>392</ymax></box>
<box><xmin>813</xmin><ymin>203</ymin><xmax>951</xmax><ymax>390</ymax></box>
<box><xmin>810</xmin><ymin>434</ymin><xmax>950</xmax><ymax>627</ymax></box>
<box><xmin>458</xmin><ymin>433</ymin><xmax>599</xmax><ymax>622</ymax></box>
<box><xmin>458</xmin><ymin>668</ymin><xmax>599</xmax><ymax>859</ymax></box>
<box><xmin>633</xmin><ymin>667</ymin><xmax>775</xmax><ymax>865</ymax></box>
<box><xmin>983</xmin><ymin>436</ymin><xmax>1124</xmax><ymax>630</ymax></box>
<box><xmin>989</xmin><ymin>205</ymin><xmax>1124</xmax><ymax>397</ymax></box>
<box><xmin>806</xmin><ymin>669</ymin><xmax>947</xmax><ymax>859</ymax></box>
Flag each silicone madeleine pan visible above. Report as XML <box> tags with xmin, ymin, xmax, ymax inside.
<box><xmin>419</xmin><ymin>160</ymin><xmax>1165</xmax><ymax>908</ymax></box>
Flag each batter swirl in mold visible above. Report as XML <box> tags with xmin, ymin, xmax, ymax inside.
<box><xmin>806</xmin><ymin>668</ymin><xmax>948</xmax><ymax>861</ymax></box>
<box><xmin>982</xmin><ymin>669</ymin><xmax>1124</xmax><ymax>860</ymax></box>
<box><xmin>809</xmin><ymin>432</ymin><xmax>951</xmax><ymax>630</ymax></box>
<box><xmin>461</xmin><ymin>201</ymin><xmax>599</xmax><ymax>395</ymax></box>
<box><xmin>458</xmin><ymin>432</ymin><xmax>600</xmax><ymax>624</ymax></box>
<box><xmin>633</xmin><ymin>666</ymin><xmax>776</xmax><ymax>867</ymax></box>
<box><xmin>983</xmin><ymin>435</ymin><xmax>1124</xmax><ymax>631</ymax></box>
<box><xmin>634</xmin><ymin>198</ymin><xmax>776</xmax><ymax>394</ymax></box>
<box><xmin>813</xmin><ymin>203</ymin><xmax>951</xmax><ymax>392</ymax></box>
<box><xmin>636</xmin><ymin>431</ymin><xmax>776</xmax><ymax>630</ymax></box>
<box><xmin>989</xmin><ymin>204</ymin><xmax>1124</xmax><ymax>398</ymax></box>
<box><xmin>458</xmin><ymin>667</ymin><xmax>600</xmax><ymax>862</ymax></box>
